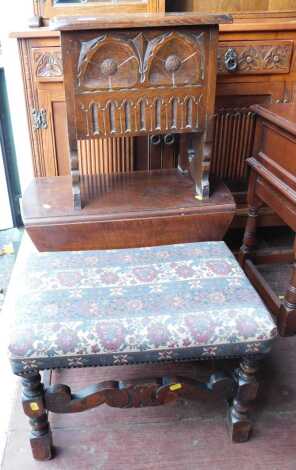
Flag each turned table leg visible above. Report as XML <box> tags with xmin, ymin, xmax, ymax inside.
<box><xmin>279</xmin><ymin>236</ymin><xmax>296</xmax><ymax>336</ymax></box>
<box><xmin>21</xmin><ymin>373</ymin><xmax>53</xmax><ymax>461</ymax></box>
<box><xmin>228</xmin><ymin>358</ymin><xmax>259</xmax><ymax>443</ymax></box>
<box><xmin>239</xmin><ymin>171</ymin><xmax>263</xmax><ymax>267</ymax></box>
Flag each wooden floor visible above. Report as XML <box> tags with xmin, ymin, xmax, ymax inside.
<box><xmin>2</xmin><ymin>335</ymin><xmax>296</xmax><ymax>470</ymax></box>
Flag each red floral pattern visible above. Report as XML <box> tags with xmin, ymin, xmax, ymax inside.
<box><xmin>7</xmin><ymin>238</ymin><xmax>277</xmax><ymax>374</ymax></box>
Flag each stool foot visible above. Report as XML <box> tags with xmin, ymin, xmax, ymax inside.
<box><xmin>228</xmin><ymin>399</ymin><xmax>252</xmax><ymax>443</ymax></box>
<box><xmin>227</xmin><ymin>358</ymin><xmax>259</xmax><ymax>443</ymax></box>
<box><xmin>29</xmin><ymin>426</ymin><xmax>53</xmax><ymax>461</ymax></box>
<box><xmin>21</xmin><ymin>373</ymin><xmax>53</xmax><ymax>461</ymax></box>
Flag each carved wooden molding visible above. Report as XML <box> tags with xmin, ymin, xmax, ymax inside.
<box><xmin>77</xmin><ymin>94</ymin><xmax>204</xmax><ymax>138</ymax></box>
<box><xmin>44</xmin><ymin>373</ymin><xmax>234</xmax><ymax>413</ymax></box>
<box><xmin>33</xmin><ymin>49</ymin><xmax>63</xmax><ymax>82</ymax></box>
<box><xmin>218</xmin><ymin>41</ymin><xmax>293</xmax><ymax>75</ymax></box>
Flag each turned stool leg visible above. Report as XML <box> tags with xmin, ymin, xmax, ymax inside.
<box><xmin>228</xmin><ymin>358</ymin><xmax>259</xmax><ymax>443</ymax></box>
<box><xmin>21</xmin><ymin>373</ymin><xmax>53</xmax><ymax>461</ymax></box>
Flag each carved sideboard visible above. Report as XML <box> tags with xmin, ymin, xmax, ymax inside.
<box><xmin>13</xmin><ymin>18</ymin><xmax>296</xmax><ymax>224</ymax></box>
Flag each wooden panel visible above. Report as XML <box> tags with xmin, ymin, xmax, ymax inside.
<box><xmin>134</xmin><ymin>135</ymin><xmax>178</xmax><ymax>171</ymax></box>
<box><xmin>36</xmin><ymin>84</ymin><xmax>66</xmax><ymax>176</ymax></box>
<box><xmin>261</xmin><ymin>122</ymin><xmax>296</xmax><ymax>175</ymax></box>
<box><xmin>216</xmin><ymin>82</ymin><xmax>287</xmax><ymax>107</ymax></box>
<box><xmin>211</xmin><ymin>108</ymin><xmax>256</xmax><ymax>183</ymax></box>
<box><xmin>168</xmin><ymin>0</ymin><xmax>296</xmax><ymax>13</ymax></box>
<box><xmin>78</xmin><ymin>137</ymin><xmax>134</xmax><ymax>176</ymax></box>
<box><xmin>191</xmin><ymin>0</ymin><xmax>268</xmax><ymax>11</ymax></box>
<box><xmin>52</xmin><ymin>101</ymin><xmax>69</xmax><ymax>175</ymax></box>
<box><xmin>38</xmin><ymin>0</ymin><xmax>165</xmax><ymax>20</ymax></box>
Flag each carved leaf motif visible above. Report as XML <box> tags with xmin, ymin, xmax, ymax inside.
<box><xmin>263</xmin><ymin>45</ymin><xmax>291</xmax><ymax>70</ymax></box>
<box><xmin>238</xmin><ymin>46</ymin><xmax>260</xmax><ymax>72</ymax></box>
<box><xmin>131</xmin><ymin>32</ymin><xmax>147</xmax><ymax>74</ymax></box>
<box><xmin>35</xmin><ymin>52</ymin><xmax>63</xmax><ymax>78</ymax></box>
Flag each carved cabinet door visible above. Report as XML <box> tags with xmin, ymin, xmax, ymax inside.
<box><xmin>29</xmin><ymin>43</ymin><xmax>69</xmax><ymax>177</ymax></box>
<box><xmin>32</xmin><ymin>45</ymin><xmax>67</xmax><ymax>176</ymax></box>
<box><xmin>36</xmin><ymin>84</ymin><xmax>69</xmax><ymax>176</ymax></box>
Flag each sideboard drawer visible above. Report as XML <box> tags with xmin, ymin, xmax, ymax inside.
<box><xmin>218</xmin><ymin>40</ymin><xmax>293</xmax><ymax>75</ymax></box>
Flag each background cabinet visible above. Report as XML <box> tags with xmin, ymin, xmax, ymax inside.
<box><xmin>33</xmin><ymin>0</ymin><xmax>165</xmax><ymax>25</ymax></box>
<box><xmin>14</xmin><ymin>4</ymin><xmax>296</xmax><ymax>225</ymax></box>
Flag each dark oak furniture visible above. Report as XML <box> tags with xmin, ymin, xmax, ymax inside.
<box><xmin>54</xmin><ymin>12</ymin><xmax>231</xmax><ymax>209</ymax></box>
<box><xmin>21</xmin><ymin>13</ymin><xmax>236</xmax><ymax>251</ymax></box>
<box><xmin>239</xmin><ymin>103</ymin><xmax>296</xmax><ymax>337</ymax></box>
<box><xmin>12</xmin><ymin>11</ymin><xmax>296</xmax><ymax>228</ymax></box>
<box><xmin>21</xmin><ymin>175</ymin><xmax>235</xmax><ymax>251</ymax></box>
<box><xmin>7</xmin><ymin>236</ymin><xmax>277</xmax><ymax>460</ymax></box>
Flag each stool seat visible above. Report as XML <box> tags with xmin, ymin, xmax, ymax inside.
<box><xmin>8</xmin><ymin>237</ymin><xmax>277</xmax><ymax>375</ymax></box>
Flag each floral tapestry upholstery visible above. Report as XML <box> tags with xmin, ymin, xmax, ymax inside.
<box><xmin>7</xmin><ymin>236</ymin><xmax>277</xmax><ymax>375</ymax></box>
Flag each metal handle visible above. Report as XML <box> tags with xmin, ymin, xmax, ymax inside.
<box><xmin>164</xmin><ymin>134</ymin><xmax>175</xmax><ymax>146</ymax></box>
<box><xmin>224</xmin><ymin>48</ymin><xmax>238</xmax><ymax>73</ymax></box>
<box><xmin>32</xmin><ymin>109</ymin><xmax>48</xmax><ymax>130</ymax></box>
<box><xmin>150</xmin><ymin>135</ymin><xmax>162</xmax><ymax>146</ymax></box>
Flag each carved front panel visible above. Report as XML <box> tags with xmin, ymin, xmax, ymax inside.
<box><xmin>77</xmin><ymin>30</ymin><xmax>205</xmax><ymax>92</ymax></box>
<box><xmin>69</xmin><ymin>28</ymin><xmax>208</xmax><ymax>137</ymax></box>
<box><xmin>218</xmin><ymin>40</ymin><xmax>293</xmax><ymax>75</ymax></box>
<box><xmin>76</xmin><ymin>91</ymin><xmax>204</xmax><ymax>138</ymax></box>
<box><xmin>33</xmin><ymin>48</ymin><xmax>63</xmax><ymax>82</ymax></box>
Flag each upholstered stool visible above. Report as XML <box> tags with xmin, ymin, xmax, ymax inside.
<box><xmin>6</xmin><ymin>236</ymin><xmax>277</xmax><ymax>461</ymax></box>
